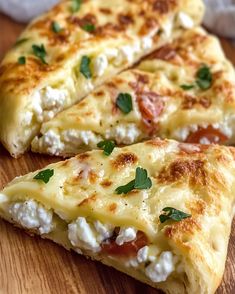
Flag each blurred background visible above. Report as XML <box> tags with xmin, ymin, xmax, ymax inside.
<box><xmin>0</xmin><ymin>0</ymin><xmax>235</xmax><ymax>39</ymax></box>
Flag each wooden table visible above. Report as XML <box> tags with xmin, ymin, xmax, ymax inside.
<box><xmin>0</xmin><ymin>12</ymin><xmax>235</xmax><ymax>294</ymax></box>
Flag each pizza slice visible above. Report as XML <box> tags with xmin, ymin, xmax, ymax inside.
<box><xmin>32</xmin><ymin>27</ymin><xmax>235</xmax><ymax>157</ymax></box>
<box><xmin>1</xmin><ymin>138</ymin><xmax>234</xmax><ymax>293</ymax></box>
<box><xmin>0</xmin><ymin>0</ymin><xmax>204</xmax><ymax>158</ymax></box>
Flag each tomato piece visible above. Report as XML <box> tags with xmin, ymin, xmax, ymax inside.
<box><xmin>138</xmin><ymin>91</ymin><xmax>164</xmax><ymax>133</ymax></box>
<box><xmin>101</xmin><ymin>231</ymin><xmax>148</xmax><ymax>257</ymax></box>
<box><xmin>185</xmin><ymin>126</ymin><xmax>228</xmax><ymax>144</ymax></box>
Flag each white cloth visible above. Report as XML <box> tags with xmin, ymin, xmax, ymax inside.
<box><xmin>0</xmin><ymin>0</ymin><xmax>235</xmax><ymax>39</ymax></box>
<box><xmin>203</xmin><ymin>0</ymin><xmax>235</xmax><ymax>39</ymax></box>
<box><xmin>0</xmin><ymin>0</ymin><xmax>58</xmax><ymax>23</ymax></box>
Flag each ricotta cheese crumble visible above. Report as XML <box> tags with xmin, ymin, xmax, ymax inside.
<box><xmin>145</xmin><ymin>251</ymin><xmax>175</xmax><ymax>283</ymax></box>
<box><xmin>8</xmin><ymin>200</ymin><xmax>53</xmax><ymax>234</ymax></box>
<box><xmin>105</xmin><ymin>124</ymin><xmax>141</xmax><ymax>145</ymax></box>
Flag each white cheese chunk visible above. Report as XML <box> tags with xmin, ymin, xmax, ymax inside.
<box><xmin>104</xmin><ymin>48</ymin><xmax>119</xmax><ymax>60</ymax></box>
<box><xmin>114</xmin><ymin>46</ymin><xmax>134</xmax><ymax>65</ymax></box>
<box><xmin>177</xmin><ymin>12</ymin><xmax>194</xmax><ymax>29</ymax></box>
<box><xmin>23</xmin><ymin>111</ymin><xmax>33</xmax><ymax>126</ymax></box>
<box><xmin>8</xmin><ymin>200</ymin><xmax>53</xmax><ymax>234</ymax></box>
<box><xmin>93</xmin><ymin>54</ymin><xmax>108</xmax><ymax>77</ymax></box>
<box><xmin>162</xmin><ymin>19</ymin><xmax>173</xmax><ymax>39</ymax></box>
<box><xmin>62</xmin><ymin>129</ymin><xmax>100</xmax><ymax>147</ymax></box>
<box><xmin>199</xmin><ymin>137</ymin><xmax>214</xmax><ymax>145</ymax></box>
<box><xmin>94</xmin><ymin>220</ymin><xmax>114</xmax><ymax>243</ymax></box>
<box><xmin>31</xmin><ymin>86</ymin><xmax>67</xmax><ymax>123</ymax></box>
<box><xmin>41</xmin><ymin>86</ymin><xmax>66</xmax><ymax>110</ymax></box>
<box><xmin>115</xmin><ymin>227</ymin><xmax>137</xmax><ymax>246</ymax></box>
<box><xmin>137</xmin><ymin>246</ymin><xmax>149</xmax><ymax>263</ymax></box>
<box><xmin>142</xmin><ymin>36</ymin><xmax>153</xmax><ymax>51</ymax></box>
<box><xmin>145</xmin><ymin>251</ymin><xmax>175</xmax><ymax>283</ymax></box>
<box><xmin>105</xmin><ymin>124</ymin><xmax>141</xmax><ymax>145</ymax></box>
<box><xmin>32</xmin><ymin>91</ymin><xmax>43</xmax><ymax>122</ymax></box>
<box><xmin>84</xmin><ymin>80</ymin><xmax>94</xmax><ymax>92</ymax></box>
<box><xmin>42</xmin><ymin>130</ymin><xmax>65</xmax><ymax>155</ymax></box>
<box><xmin>68</xmin><ymin>217</ymin><xmax>101</xmax><ymax>252</ymax></box>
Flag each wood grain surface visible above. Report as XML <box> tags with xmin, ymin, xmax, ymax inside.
<box><xmin>0</xmin><ymin>12</ymin><xmax>235</xmax><ymax>294</ymax></box>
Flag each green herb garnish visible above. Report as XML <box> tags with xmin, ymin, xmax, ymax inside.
<box><xmin>97</xmin><ymin>140</ymin><xmax>116</xmax><ymax>156</ymax></box>
<box><xmin>80</xmin><ymin>56</ymin><xmax>92</xmax><ymax>79</ymax></box>
<box><xmin>32</xmin><ymin>44</ymin><xmax>47</xmax><ymax>64</ymax></box>
<box><xmin>14</xmin><ymin>38</ymin><xmax>29</xmax><ymax>47</ymax></box>
<box><xmin>159</xmin><ymin>207</ymin><xmax>191</xmax><ymax>223</ymax></box>
<box><xmin>33</xmin><ymin>169</ymin><xmax>54</xmax><ymax>184</ymax></box>
<box><xmin>180</xmin><ymin>84</ymin><xmax>194</xmax><ymax>91</ymax></box>
<box><xmin>196</xmin><ymin>65</ymin><xmax>212</xmax><ymax>90</ymax></box>
<box><xmin>116</xmin><ymin>93</ymin><xmax>133</xmax><ymax>114</ymax></box>
<box><xmin>71</xmin><ymin>0</ymin><xmax>82</xmax><ymax>12</ymax></box>
<box><xmin>18</xmin><ymin>56</ymin><xmax>26</xmax><ymax>65</ymax></box>
<box><xmin>115</xmin><ymin>167</ymin><xmax>152</xmax><ymax>194</ymax></box>
<box><xmin>115</xmin><ymin>180</ymin><xmax>135</xmax><ymax>195</ymax></box>
<box><xmin>82</xmin><ymin>23</ymin><xmax>95</xmax><ymax>32</ymax></box>
<box><xmin>51</xmin><ymin>21</ymin><xmax>62</xmax><ymax>33</ymax></box>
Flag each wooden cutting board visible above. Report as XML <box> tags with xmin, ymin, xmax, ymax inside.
<box><xmin>0</xmin><ymin>13</ymin><xmax>234</xmax><ymax>294</ymax></box>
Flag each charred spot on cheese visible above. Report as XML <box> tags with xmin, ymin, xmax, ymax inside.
<box><xmin>158</xmin><ymin>159</ymin><xmax>207</xmax><ymax>187</ymax></box>
<box><xmin>108</xmin><ymin>203</ymin><xmax>117</xmax><ymax>213</ymax></box>
<box><xmin>88</xmin><ymin>170</ymin><xmax>99</xmax><ymax>184</ymax></box>
<box><xmin>68</xmin><ymin>13</ymin><xmax>97</xmax><ymax>29</ymax></box>
<box><xmin>186</xmin><ymin>199</ymin><xmax>206</xmax><ymax>216</ymax></box>
<box><xmin>99</xmin><ymin>8</ymin><xmax>111</xmax><ymax>15</ymax></box>
<box><xmin>153</xmin><ymin>0</ymin><xmax>177</xmax><ymax>14</ymax></box>
<box><xmin>77</xmin><ymin>153</ymin><xmax>90</xmax><ymax>162</ymax></box>
<box><xmin>118</xmin><ymin>13</ymin><xmax>134</xmax><ymax>26</ymax></box>
<box><xmin>145</xmin><ymin>138</ymin><xmax>168</xmax><ymax>148</ymax></box>
<box><xmin>100</xmin><ymin>179</ymin><xmax>113</xmax><ymax>188</ymax></box>
<box><xmin>138</xmin><ymin>17</ymin><xmax>159</xmax><ymax>36</ymax></box>
<box><xmin>164</xmin><ymin>218</ymin><xmax>200</xmax><ymax>243</ymax></box>
<box><xmin>213</xmin><ymin>80</ymin><xmax>235</xmax><ymax>104</ymax></box>
<box><xmin>112</xmin><ymin>152</ymin><xmax>138</xmax><ymax>170</ymax></box>
<box><xmin>182</xmin><ymin>94</ymin><xmax>211</xmax><ymax>110</ymax></box>
<box><xmin>78</xmin><ymin>194</ymin><xmax>97</xmax><ymax>207</ymax></box>
<box><xmin>94</xmin><ymin>90</ymin><xmax>105</xmax><ymax>97</ymax></box>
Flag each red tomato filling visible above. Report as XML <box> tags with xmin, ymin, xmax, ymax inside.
<box><xmin>101</xmin><ymin>231</ymin><xmax>148</xmax><ymax>257</ymax></box>
<box><xmin>185</xmin><ymin>125</ymin><xmax>228</xmax><ymax>144</ymax></box>
<box><xmin>137</xmin><ymin>91</ymin><xmax>164</xmax><ymax>134</ymax></box>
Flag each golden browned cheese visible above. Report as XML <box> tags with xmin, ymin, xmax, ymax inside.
<box><xmin>32</xmin><ymin>27</ymin><xmax>235</xmax><ymax>157</ymax></box>
<box><xmin>0</xmin><ymin>0</ymin><xmax>205</xmax><ymax>157</ymax></box>
<box><xmin>0</xmin><ymin>138</ymin><xmax>234</xmax><ymax>293</ymax></box>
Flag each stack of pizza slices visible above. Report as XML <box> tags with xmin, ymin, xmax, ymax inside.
<box><xmin>0</xmin><ymin>1</ymin><xmax>234</xmax><ymax>293</ymax></box>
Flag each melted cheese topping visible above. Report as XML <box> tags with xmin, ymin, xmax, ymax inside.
<box><xmin>0</xmin><ymin>0</ymin><xmax>205</xmax><ymax>157</ymax></box>
<box><xmin>32</xmin><ymin>27</ymin><xmax>235</xmax><ymax>156</ymax></box>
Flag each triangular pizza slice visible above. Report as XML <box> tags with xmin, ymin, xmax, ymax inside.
<box><xmin>0</xmin><ymin>0</ymin><xmax>204</xmax><ymax>157</ymax></box>
<box><xmin>32</xmin><ymin>27</ymin><xmax>235</xmax><ymax>157</ymax></box>
<box><xmin>1</xmin><ymin>138</ymin><xmax>234</xmax><ymax>293</ymax></box>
